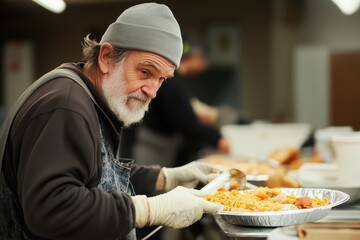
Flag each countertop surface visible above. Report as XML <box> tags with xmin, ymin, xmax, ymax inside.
<box><xmin>215</xmin><ymin>199</ymin><xmax>360</xmax><ymax>239</ymax></box>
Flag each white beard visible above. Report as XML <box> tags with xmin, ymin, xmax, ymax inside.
<box><xmin>101</xmin><ymin>66</ymin><xmax>151</xmax><ymax>127</ymax></box>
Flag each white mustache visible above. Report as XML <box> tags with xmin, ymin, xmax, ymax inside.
<box><xmin>127</xmin><ymin>92</ymin><xmax>149</xmax><ymax>103</ymax></box>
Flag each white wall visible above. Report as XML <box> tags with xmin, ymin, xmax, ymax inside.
<box><xmin>293</xmin><ymin>46</ymin><xmax>329</xmax><ymax>129</ymax></box>
<box><xmin>290</xmin><ymin>0</ymin><xmax>360</xmax><ymax>128</ymax></box>
<box><xmin>2</xmin><ymin>41</ymin><xmax>34</xmax><ymax>110</ymax></box>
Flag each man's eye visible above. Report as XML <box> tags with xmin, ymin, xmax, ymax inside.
<box><xmin>140</xmin><ymin>70</ymin><xmax>150</xmax><ymax>77</ymax></box>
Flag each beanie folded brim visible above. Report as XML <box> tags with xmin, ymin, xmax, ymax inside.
<box><xmin>100</xmin><ymin>22</ymin><xmax>182</xmax><ymax>67</ymax></box>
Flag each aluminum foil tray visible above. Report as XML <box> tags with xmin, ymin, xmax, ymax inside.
<box><xmin>217</xmin><ymin>188</ymin><xmax>350</xmax><ymax>227</ymax></box>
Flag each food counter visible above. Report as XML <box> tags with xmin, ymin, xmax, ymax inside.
<box><xmin>214</xmin><ymin>199</ymin><xmax>360</xmax><ymax>239</ymax></box>
<box><xmin>202</xmin><ymin>123</ymin><xmax>360</xmax><ymax>240</ymax></box>
<box><xmin>200</xmin><ymin>159</ymin><xmax>360</xmax><ymax>240</ymax></box>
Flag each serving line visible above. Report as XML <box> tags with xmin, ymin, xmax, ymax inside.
<box><xmin>214</xmin><ymin>199</ymin><xmax>360</xmax><ymax>239</ymax></box>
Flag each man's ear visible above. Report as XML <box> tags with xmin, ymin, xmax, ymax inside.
<box><xmin>98</xmin><ymin>43</ymin><xmax>113</xmax><ymax>74</ymax></box>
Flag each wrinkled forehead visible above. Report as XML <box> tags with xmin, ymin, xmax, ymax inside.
<box><xmin>127</xmin><ymin>50</ymin><xmax>176</xmax><ymax>75</ymax></box>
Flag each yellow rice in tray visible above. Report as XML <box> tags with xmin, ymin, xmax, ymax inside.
<box><xmin>205</xmin><ymin>187</ymin><xmax>329</xmax><ymax>212</ymax></box>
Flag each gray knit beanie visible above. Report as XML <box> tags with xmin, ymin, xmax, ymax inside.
<box><xmin>100</xmin><ymin>3</ymin><xmax>183</xmax><ymax>68</ymax></box>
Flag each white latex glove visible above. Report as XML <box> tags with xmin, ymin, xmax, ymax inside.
<box><xmin>131</xmin><ymin>186</ymin><xmax>223</xmax><ymax>229</ymax></box>
<box><xmin>162</xmin><ymin>162</ymin><xmax>221</xmax><ymax>191</ymax></box>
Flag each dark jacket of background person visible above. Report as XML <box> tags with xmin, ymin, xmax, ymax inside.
<box><xmin>145</xmin><ymin>71</ymin><xmax>221</xmax><ymax>144</ymax></box>
<box><xmin>145</xmin><ymin>70</ymin><xmax>222</xmax><ymax>164</ymax></box>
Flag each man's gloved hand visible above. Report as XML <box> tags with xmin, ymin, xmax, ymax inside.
<box><xmin>162</xmin><ymin>162</ymin><xmax>221</xmax><ymax>191</ymax></box>
<box><xmin>131</xmin><ymin>186</ymin><xmax>223</xmax><ymax>229</ymax></box>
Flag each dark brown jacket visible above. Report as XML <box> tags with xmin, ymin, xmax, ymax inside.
<box><xmin>2</xmin><ymin>63</ymin><xmax>160</xmax><ymax>239</ymax></box>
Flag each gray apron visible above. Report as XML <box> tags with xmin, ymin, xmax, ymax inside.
<box><xmin>98</xmin><ymin>119</ymin><xmax>136</xmax><ymax>240</ymax></box>
<box><xmin>0</xmin><ymin>68</ymin><xmax>136</xmax><ymax>239</ymax></box>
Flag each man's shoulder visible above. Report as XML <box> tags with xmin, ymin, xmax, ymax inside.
<box><xmin>39</xmin><ymin>77</ymin><xmax>93</xmax><ymax>108</ymax></box>
<box><xmin>18</xmin><ymin>77</ymin><xmax>96</xmax><ymax>122</ymax></box>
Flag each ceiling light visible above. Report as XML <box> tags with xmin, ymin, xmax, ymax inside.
<box><xmin>32</xmin><ymin>0</ymin><xmax>66</xmax><ymax>14</ymax></box>
<box><xmin>331</xmin><ymin>0</ymin><xmax>360</xmax><ymax>15</ymax></box>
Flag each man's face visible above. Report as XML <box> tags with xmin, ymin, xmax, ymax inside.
<box><xmin>101</xmin><ymin>50</ymin><xmax>176</xmax><ymax>126</ymax></box>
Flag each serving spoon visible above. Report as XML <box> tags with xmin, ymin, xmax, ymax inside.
<box><xmin>201</xmin><ymin>168</ymin><xmax>250</xmax><ymax>192</ymax></box>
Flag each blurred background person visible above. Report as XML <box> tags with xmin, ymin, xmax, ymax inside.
<box><xmin>181</xmin><ymin>39</ymin><xmax>252</xmax><ymax>129</ymax></box>
<box><xmin>190</xmin><ymin>92</ymin><xmax>253</xmax><ymax>128</ymax></box>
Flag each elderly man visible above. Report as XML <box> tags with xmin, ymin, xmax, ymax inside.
<box><xmin>0</xmin><ymin>3</ymin><xmax>222</xmax><ymax>240</ymax></box>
